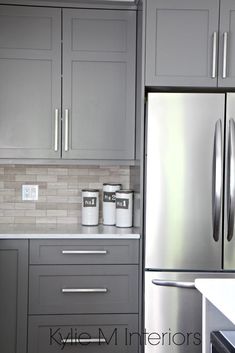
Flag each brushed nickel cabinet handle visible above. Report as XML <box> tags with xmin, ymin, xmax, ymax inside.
<box><xmin>54</xmin><ymin>109</ymin><xmax>59</xmax><ymax>152</ymax></box>
<box><xmin>212</xmin><ymin>31</ymin><xmax>217</xmax><ymax>78</ymax></box>
<box><xmin>152</xmin><ymin>279</ymin><xmax>195</xmax><ymax>289</ymax></box>
<box><xmin>64</xmin><ymin>109</ymin><xmax>69</xmax><ymax>151</ymax></box>
<box><xmin>61</xmin><ymin>338</ymin><xmax>106</xmax><ymax>344</ymax></box>
<box><xmin>62</xmin><ymin>288</ymin><xmax>108</xmax><ymax>293</ymax></box>
<box><xmin>61</xmin><ymin>250</ymin><xmax>107</xmax><ymax>255</ymax></box>
<box><xmin>227</xmin><ymin>119</ymin><xmax>235</xmax><ymax>241</ymax></box>
<box><xmin>222</xmin><ymin>32</ymin><xmax>228</xmax><ymax>79</ymax></box>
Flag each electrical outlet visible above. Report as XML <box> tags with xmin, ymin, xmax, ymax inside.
<box><xmin>22</xmin><ymin>185</ymin><xmax>39</xmax><ymax>201</ymax></box>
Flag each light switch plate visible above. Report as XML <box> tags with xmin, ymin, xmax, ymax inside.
<box><xmin>22</xmin><ymin>185</ymin><xmax>38</xmax><ymax>201</ymax></box>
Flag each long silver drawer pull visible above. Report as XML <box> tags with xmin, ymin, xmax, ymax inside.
<box><xmin>152</xmin><ymin>279</ymin><xmax>195</xmax><ymax>289</ymax></box>
<box><xmin>61</xmin><ymin>338</ymin><xmax>106</xmax><ymax>344</ymax></box>
<box><xmin>62</xmin><ymin>288</ymin><xmax>108</xmax><ymax>293</ymax></box>
<box><xmin>227</xmin><ymin>119</ymin><xmax>235</xmax><ymax>241</ymax></box>
<box><xmin>54</xmin><ymin>109</ymin><xmax>59</xmax><ymax>152</ymax></box>
<box><xmin>64</xmin><ymin>109</ymin><xmax>69</xmax><ymax>152</ymax></box>
<box><xmin>222</xmin><ymin>32</ymin><xmax>228</xmax><ymax>79</ymax></box>
<box><xmin>212</xmin><ymin>31</ymin><xmax>217</xmax><ymax>78</ymax></box>
<box><xmin>62</xmin><ymin>250</ymin><xmax>107</xmax><ymax>255</ymax></box>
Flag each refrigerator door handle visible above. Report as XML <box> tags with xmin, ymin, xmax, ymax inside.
<box><xmin>227</xmin><ymin>119</ymin><xmax>235</xmax><ymax>241</ymax></box>
<box><xmin>212</xmin><ymin>119</ymin><xmax>223</xmax><ymax>242</ymax></box>
<box><xmin>152</xmin><ymin>279</ymin><xmax>196</xmax><ymax>289</ymax></box>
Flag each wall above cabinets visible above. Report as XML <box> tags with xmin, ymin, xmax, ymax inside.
<box><xmin>0</xmin><ymin>5</ymin><xmax>136</xmax><ymax>163</ymax></box>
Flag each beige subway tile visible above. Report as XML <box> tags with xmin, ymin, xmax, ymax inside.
<box><xmin>4</xmin><ymin>210</ymin><xmax>25</xmax><ymax>217</ymax></box>
<box><xmin>0</xmin><ymin>216</ymin><xmax>14</xmax><ymax>223</ymax></box>
<box><xmin>15</xmin><ymin>203</ymin><xmax>35</xmax><ymax>209</ymax></box>
<box><xmin>57</xmin><ymin>217</ymin><xmax>79</xmax><ymax>224</ymax></box>
<box><xmin>77</xmin><ymin>176</ymin><xmax>98</xmax><ymax>183</ymax></box>
<box><xmin>68</xmin><ymin>209</ymin><xmax>80</xmax><ymax>217</ymax></box>
<box><xmin>47</xmin><ymin>182</ymin><xmax>67</xmax><ymax>189</ymax></box>
<box><xmin>26</xmin><ymin>167</ymin><xmax>48</xmax><ymax>175</ymax></box>
<box><xmin>57</xmin><ymin>189</ymin><xmax>79</xmax><ymax>196</ymax></box>
<box><xmin>0</xmin><ymin>189</ymin><xmax>15</xmax><ymax>196</ymax></box>
<box><xmin>4</xmin><ymin>167</ymin><xmax>26</xmax><ymax>175</ymax></box>
<box><xmin>0</xmin><ymin>175</ymin><xmax>15</xmax><ymax>181</ymax></box>
<box><xmin>88</xmin><ymin>183</ymin><xmax>102</xmax><ymax>189</ymax></box>
<box><xmin>36</xmin><ymin>217</ymin><xmax>56</xmax><ymax>224</ymax></box>
<box><xmin>0</xmin><ymin>168</ymin><xmax>4</xmax><ymax>175</ymax></box>
<box><xmin>68</xmin><ymin>168</ymin><xmax>89</xmax><ymax>176</ymax></box>
<box><xmin>14</xmin><ymin>217</ymin><xmax>36</xmax><ymax>224</ymax></box>
<box><xmin>38</xmin><ymin>196</ymin><xmax>47</xmax><ymax>202</ymax></box>
<box><xmin>37</xmin><ymin>175</ymin><xmax>57</xmax><ymax>182</ymax></box>
<box><xmin>67</xmin><ymin>196</ymin><xmax>81</xmax><ymax>203</ymax></box>
<box><xmin>47</xmin><ymin>210</ymin><xmax>68</xmax><ymax>217</ymax></box>
<box><xmin>0</xmin><ymin>182</ymin><xmax>4</xmax><ymax>188</ymax></box>
<box><xmin>57</xmin><ymin>175</ymin><xmax>79</xmax><ymax>183</ymax></box>
<box><xmin>48</xmin><ymin>168</ymin><xmax>68</xmax><ymax>176</ymax></box>
<box><xmin>58</xmin><ymin>203</ymin><xmax>80</xmax><ymax>210</ymax></box>
<box><xmin>0</xmin><ymin>210</ymin><xmax>4</xmax><ymax>216</ymax></box>
<box><xmin>15</xmin><ymin>175</ymin><xmax>37</xmax><ymax>182</ymax></box>
<box><xmin>4</xmin><ymin>181</ymin><xmax>21</xmax><ymax>189</ymax></box>
<box><xmin>26</xmin><ymin>210</ymin><xmax>47</xmax><ymax>217</ymax></box>
<box><xmin>40</xmin><ymin>189</ymin><xmax>57</xmax><ymax>196</ymax></box>
<box><xmin>36</xmin><ymin>202</ymin><xmax>58</xmax><ymax>210</ymax></box>
<box><xmin>68</xmin><ymin>182</ymin><xmax>88</xmax><ymax>189</ymax></box>
<box><xmin>0</xmin><ymin>203</ymin><xmax>14</xmax><ymax>209</ymax></box>
<box><xmin>88</xmin><ymin>169</ymin><xmax>110</xmax><ymax>176</ymax></box>
<box><xmin>47</xmin><ymin>196</ymin><xmax>68</xmax><ymax>203</ymax></box>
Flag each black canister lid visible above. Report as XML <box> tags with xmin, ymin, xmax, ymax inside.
<box><xmin>116</xmin><ymin>190</ymin><xmax>133</xmax><ymax>194</ymax></box>
<box><xmin>103</xmin><ymin>183</ymin><xmax>122</xmax><ymax>186</ymax></box>
<box><xmin>82</xmin><ymin>189</ymin><xmax>99</xmax><ymax>192</ymax></box>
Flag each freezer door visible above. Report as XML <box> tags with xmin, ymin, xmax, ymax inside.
<box><xmin>224</xmin><ymin>93</ymin><xmax>235</xmax><ymax>269</ymax></box>
<box><xmin>144</xmin><ymin>271</ymin><xmax>235</xmax><ymax>353</ymax></box>
<box><xmin>145</xmin><ymin>93</ymin><xmax>225</xmax><ymax>270</ymax></box>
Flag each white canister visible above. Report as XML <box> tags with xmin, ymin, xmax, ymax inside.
<box><xmin>82</xmin><ymin>189</ymin><xmax>99</xmax><ymax>226</ymax></box>
<box><xmin>115</xmin><ymin>190</ymin><xmax>133</xmax><ymax>228</ymax></box>
<box><xmin>103</xmin><ymin>183</ymin><xmax>121</xmax><ymax>225</ymax></box>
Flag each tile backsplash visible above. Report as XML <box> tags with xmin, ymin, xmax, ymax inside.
<box><xmin>0</xmin><ymin>165</ymin><xmax>130</xmax><ymax>224</ymax></box>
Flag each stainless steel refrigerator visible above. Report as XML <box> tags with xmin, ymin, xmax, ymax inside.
<box><xmin>144</xmin><ymin>92</ymin><xmax>235</xmax><ymax>353</ymax></box>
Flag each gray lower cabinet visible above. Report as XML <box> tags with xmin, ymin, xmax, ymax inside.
<box><xmin>0</xmin><ymin>5</ymin><xmax>136</xmax><ymax>161</ymax></box>
<box><xmin>0</xmin><ymin>6</ymin><xmax>61</xmax><ymax>158</ymax></box>
<box><xmin>62</xmin><ymin>9</ymin><xmax>136</xmax><ymax>159</ymax></box>
<box><xmin>28</xmin><ymin>314</ymin><xmax>139</xmax><ymax>353</ymax></box>
<box><xmin>28</xmin><ymin>239</ymin><xmax>140</xmax><ymax>353</ymax></box>
<box><xmin>0</xmin><ymin>240</ymin><xmax>28</xmax><ymax>353</ymax></box>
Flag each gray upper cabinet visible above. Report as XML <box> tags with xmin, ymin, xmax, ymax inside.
<box><xmin>0</xmin><ymin>240</ymin><xmax>28</xmax><ymax>353</ymax></box>
<box><xmin>145</xmin><ymin>0</ymin><xmax>235</xmax><ymax>87</ymax></box>
<box><xmin>62</xmin><ymin>9</ymin><xmax>136</xmax><ymax>159</ymax></box>
<box><xmin>145</xmin><ymin>0</ymin><xmax>220</xmax><ymax>87</ymax></box>
<box><xmin>0</xmin><ymin>6</ymin><xmax>61</xmax><ymax>158</ymax></box>
<box><xmin>218</xmin><ymin>0</ymin><xmax>235</xmax><ymax>86</ymax></box>
<box><xmin>0</xmin><ymin>5</ymin><xmax>136</xmax><ymax>161</ymax></box>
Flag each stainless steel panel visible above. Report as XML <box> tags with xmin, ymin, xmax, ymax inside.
<box><xmin>145</xmin><ymin>93</ymin><xmax>225</xmax><ymax>270</ymax></box>
<box><xmin>144</xmin><ymin>271</ymin><xmax>235</xmax><ymax>353</ymax></box>
<box><xmin>224</xmin><ymin>93</ymin><xmax>235</xmax><ymax>269</ymax></box>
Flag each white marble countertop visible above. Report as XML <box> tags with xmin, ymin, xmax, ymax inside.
<box><xmin>0</xmin><ymin>224</ymin><xmax>140</xmax><ymax>239</ymax></box>
<box><xmin>195</xmin><ymin>278</ymin><xmax>235</xmax><ymax>325</ymax></box>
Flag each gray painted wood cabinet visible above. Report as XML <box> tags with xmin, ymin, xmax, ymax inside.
<box><xmin>0</xmin><ymin>6</ymin><xmax>61</xmax><ymax>158</ymax></box>
<box><xmin>62</xmin><ymin>9</ymin><xmax>136</xmax><ymax>159</ymax></box>
<box><xmin>145</xmin><ymin>0</ymin><xmax>235</xmax><ymax>87</ymax></box>
<box><xmin>28</xmin><ymin>238</ymin><xmax>140</xmax><ymax>353</ymax></box>
<box><xmin>0</xmin><ymin>240</ymin><xmax>28</xmax><ymax>353</ymax></box>
<box><xmin>0</xmin><ymin>5</ymin><xmax>136</xmax><ymax>160</ymax></box>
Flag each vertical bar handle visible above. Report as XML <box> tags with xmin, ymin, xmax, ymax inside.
<box><xmin>64</xmin><ymin>109</ymin><xmax>69</xmax><ymax>152</ymax></box>
<box><xmin>227</xmin><ymin>119</ymin><xmax>235</xmax><ymax>241</ymax></box>
<box><xmin>222</xmin><ymin>32</ymin><xmax>228</xmax><ymax>79</ymax></box>
<box><xmin>54</xmin><ymin>109</ymin><xmax>59</xmax><ymax>152</ymax></box>
<box><xmin>212</xmin><ymin>120</ymin><xmax>223</xmax><ymax>242</ymax></box>
<box><xmin>212</xmin><ymin>32</ymin><xmax>217</xmax><ymax>78</ymax></box>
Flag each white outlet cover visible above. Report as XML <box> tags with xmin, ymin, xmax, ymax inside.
<box><xmin>22</xmin><ymin>185</ymin><xmax>39</xmax><ymax>201</ymax></box>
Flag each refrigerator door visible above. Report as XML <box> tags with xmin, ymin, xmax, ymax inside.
<box><xmin>224</xmin><ymin>93</ymin><xmax>235</xmax><ymax>269</ymax></box>
<box><xmin>144</xmin><ymin>271</ymin><xmax>235</xmax><ymax>353</ymax></box>
<box><xmin>145</xmin><ymin>93</ymin><xmax>225</xmax><ymax>270</ymax></box>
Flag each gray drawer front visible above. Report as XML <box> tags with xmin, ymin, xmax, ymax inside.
<box><xmin>30</xmin><ymin>239</ymin><xmax>139</xmax><ymax>264</ymax></box>
<box><xmin>28</xmin><ymin>314</ymin><xmax>139</xmax><ymax>353</ymax></box>
<box><xmin>29</xmin><ymin>265</ymin><xmax>138</xmax><ymax>314</ymax></box>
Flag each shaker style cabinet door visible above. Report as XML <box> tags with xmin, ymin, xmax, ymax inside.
<box><xmin>145</xmin><ymin>0</ymin><xmax>220</xmax><ymax>87</ymax></box>
<box><xmin>0</xmin><ymin>240</ymin><xmax>28</xmax><ymax>353</ymax></box>
<box><xmin>62</xmin><ymin>9</ymin><xmax>136</xmax><ymax>159</ymax></box>
<box><xmin>218</xmin><ymin>0</ymin><xmax>235</xmax><ymax>87</ymax></box>
<box><xmin>0</xmin><ymin>6</ymin><xmax>61</xmax><ymax>158</ymax></box>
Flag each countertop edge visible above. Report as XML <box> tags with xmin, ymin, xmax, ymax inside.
<box><xmin>0</xmin><ymin>234</ymin><xmax>141</xmax><ymax>239</ymax></box>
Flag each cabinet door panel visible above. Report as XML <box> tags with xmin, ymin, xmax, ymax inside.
<box><xmin>0</xmin><ymin>6</ymin><xmax>61</xmax><ymax>158</ymax></box>
<box><xmin>63</xmin><ymin>9</ymin><xmax>136</xmax><ymax>159</ymax></box>
<box><xmin>218</xmin><ymin>0</ymin><xmax>235</xmax><ymax>86</ymax></box>
<box><xmin>0</xmin><ymin>240</ymin><xmax>28</xmax><ymax>353</ymax></box>
<box><xmin>145</xmin><ymin>0</ymin><xmax>220</xmax><ymax>87</ymax></box>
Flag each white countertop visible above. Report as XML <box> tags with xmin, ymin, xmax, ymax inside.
<box><xmin>195</xmin><ymin>278</ymin><xmax>235</xmax><ymax>325</ymax></box>
<box><xmin>0</xmin><ymin>224</ymin><xmax>140</xmax><ymax>239</ymax></box>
